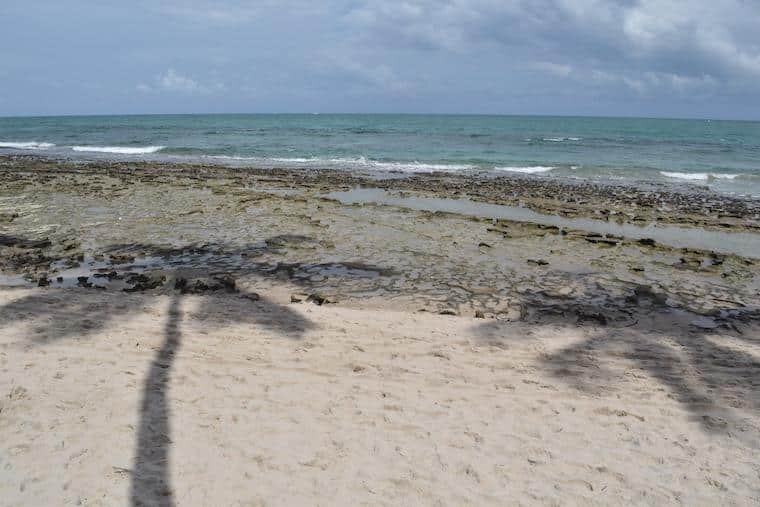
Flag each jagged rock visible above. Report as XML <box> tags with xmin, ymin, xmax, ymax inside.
<box><xmin>93</xmin><ymin>270</ymin><xmax>120</xmax><ymax>280</ymax></box>
<box><xmin>584</xmin><ymin>235</ymin><xmax>619</xmax><ymax>246</ymax></box>
<box><xmin>577</xmin><ymin>311</ymin><xmax>608</xmax><ymax>326</ymax></box>
<box><xmin>679</xmin><ymin>256</ymin><xmax>703</xmax><ymax>268</ymax></box>
<box><xmin>214</xmin><ymin>274</ymin><xmax>237</xmax><ymax>292</ymax></box>
<box><xmin>486</xmin><ymin>226</ymin><xmax>510</xmax><ymax>237</ymax></box>
<box><xmin>77</xmin><ymin>276</ymin><xmax>93</xmax><ymax>288</ymax></box>
<box><xmin>124</xmin><ymin>273</ymin><xmax>165</xmax><ymax>292</ymax></box>
<box><xmin>0</xmin><ymin>236</ymin><xmax>51</xmax><ymax>249</ymax></box>
<box><xmin>265</xmin><ymin>234</ymin><xmax>318</xmax><ymax>250</ymax></box>
<box><xmin>174</xmin><ymin>275</ymin><xmax>236</xmax><ymax>294</ymax></box>
<box><xmin>629</xmin><ymin>284</ymin><xmax>668</xmax><ymax>305</ymax></box>
<box><xmin>306</xmin><ymin>293</ymin><xmax>331</xmax><ymax>305</ymax></box>
<box><xmin>109</xmin><ymin>254</ymin><xmax>135</xmax><ymax>265</ymax></box>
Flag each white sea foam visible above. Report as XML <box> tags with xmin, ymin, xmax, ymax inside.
<box><xmin>660</xmin><ymin>171</ymin><xmax>740</xmax><ymax>181</ymax></box>
<box><xmin>72</xmin><ymin>145</ymin><xmax>165</xmax><ymax>154</ymax></box>
<box><xmin>542</xmin><ymin>137</ymin><xmax>581</xmax><ymax>142</ymax></box>
<box><xmin>494</xmin><ymin>166</ymin><xmax>555</xmax><ymax>174</ymax></box>
<box><xmin>369</xmin><ymin>160</ymin><xmax>475</xmax><ymax>172</ymax></box>
<box><xmin>0</xmin><ymin>141</ymin><xmax>55</xmax><ymax>150</ymax></box>
<box><xmin>206</xmin><ymin>155</ymin><xmax>258</xmax><ymax>161</ymax></box>
<box><xmin>208</xmin><ymin>155</ymin><xmax>475</xmax><ymax>173</ymax></box>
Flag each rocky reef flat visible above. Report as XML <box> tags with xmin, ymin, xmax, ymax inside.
<box><xmin>1</xmin><ymin>155</ymin><xmax>758</xmax><ymax>328</ymax></box>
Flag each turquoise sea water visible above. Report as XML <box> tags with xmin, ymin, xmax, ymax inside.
<box><xmin>1</xmin><ymin>114</ymin><xmax>759</xmax><ymax>196</ymax></box>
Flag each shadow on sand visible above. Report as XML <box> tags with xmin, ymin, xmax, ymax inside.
<box><xmin>0</xmin><ymin>238</ymin><xmax>389</xmax><ymax>506</ymax></box>
<box><xmin>472</xmin><ymin>293</ymin><xmax>760</xmax><ymax>441</ymax></box>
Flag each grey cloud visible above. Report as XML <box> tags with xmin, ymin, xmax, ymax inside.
<box><xmin>347</xmin><ymin>0</ymin><xmax>760</xmax><ymax>84</ymax></box>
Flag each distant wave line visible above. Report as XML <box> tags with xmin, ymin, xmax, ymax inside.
<box><xmin>71</xmin><ymin>145</ymin><xmax>165</xmax><ymax>154</ymax></box>
<box><xmin>660</xmin><ymin>171</ymin><xmax>741</xmax><ymax>181</ymax></box>
<box><xmin>494</xmin><ymin>166</ymin><xmax>555</xmax><ymax>174</ymax></box>
<box><xmin>0</xmin><ymin>141</ymin><xmax>55</xmax><ymax>150</ymax></box>
<box><xmin>206</xmin><ymin>155</ymin><xmax>477</xmax><ymax>173</ymax></box>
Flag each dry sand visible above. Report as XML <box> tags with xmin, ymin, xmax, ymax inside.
<box><xmin>2</xmin><ymin>287</ymin><xmax>758</xmax><ymax>506</ymax></box>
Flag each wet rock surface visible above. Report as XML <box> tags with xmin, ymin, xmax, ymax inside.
<box><xmin>124</xmin><ymin>273</ymin><xmax>166</xmax><ymax>293</ymax></box>
<box><xmin>0</xmin><ymin>155</ymin><xmax>758</xmax><ymax>329</ymax></box>
<box><xmin>175</xmin><ymin>275</ymin><xmax>237</xmax><ymax>294</ymax></box>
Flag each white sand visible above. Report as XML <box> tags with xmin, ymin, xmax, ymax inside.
<box><xmin>1</xmin><ymin>288</ymin><xmax>758</xmax><ymax>506</ymax></box>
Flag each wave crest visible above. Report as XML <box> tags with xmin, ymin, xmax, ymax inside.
<box><xmin>660</xmin><ymin>171</ymin><xmax>739</xmax><ymax>181</ymax></box>
<box><xmin>494</xmin><ymin>166</ymin><xmax>555</xmax><ymax>174</ymax></box>
<box><xmin>72</xmin><ymin>145</ymin><xmax>165</xmax><ymax>154</ymax></box>
<box><xmin>207</xmin><ymin>155</ymin><xmax>476</xmax><ymax>173</ymax></box>
<box><xmin>542</xmin><ymin>137</ymin><xmax>581</xmax><ymax>142</ymax></box>
<box><xmin>0</xmin><ymin>141</ymin><xmax>55</xmax><ymax>150</ymax></box>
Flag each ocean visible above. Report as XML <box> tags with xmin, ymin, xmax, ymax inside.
<box><xmin>1</xmin><ymin>114</ymin><xmax>759</xmax><ymax>196</ymax></box>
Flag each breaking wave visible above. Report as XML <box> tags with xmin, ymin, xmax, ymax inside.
<box><xmin>72</xmin><ymin>145</ymin><xmax>165</xmax><ymax>154</ymax></box>
<box><xmin>494</xmin><ymin>166</ymin><xmax>555</xmax><ymax>174</ymax></box>
<box><xmin>207</xmin><ymin>155</ymin><xmax>476</xmax><ymax>173</ymax></box>
<box><xmin>0</xmin><ymin>141</ymin><xmax>55</xmax><ymax>150</ymax></box>
<box><xmin>542</xmin><ymin>137</ymin><xmax>581</xmax><ymax>142</ymax></box>
<box><xmin>660</xmin><ymin>171</ymin><xmax>740</xmax><ymax>181</ymax></box>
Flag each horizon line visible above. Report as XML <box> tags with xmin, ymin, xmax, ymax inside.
<box><xmin>1</xmin><ymin>111</ymin><xmax>759</xmax><ymax>123</ymax></box>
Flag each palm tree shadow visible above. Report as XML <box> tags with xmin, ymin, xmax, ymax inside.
<box><xmin>131</xmin><ymin>292</ymin><xmax>181</xmax><ymax>506</ymax></box>
<box><xmin>1</xmin><ymin>238</ymin><xmax>387</xmax><ymax>506</ymax></box>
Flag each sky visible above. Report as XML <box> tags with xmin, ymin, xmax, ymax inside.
<box><xmin>1</xmin><ymin>0</ymin><xmax>760</xmax><ymax>119</ymax></box>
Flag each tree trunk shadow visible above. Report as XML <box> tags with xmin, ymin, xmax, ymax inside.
<box><xmin>130</xmin><ymin>293</ymin><xmax>181</xmax><ymax>507</ymax></box>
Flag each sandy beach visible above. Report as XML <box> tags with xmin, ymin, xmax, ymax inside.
<box><xmin>1</xmin><ymin>156</ymin><xmax>759</xmax><ymax>505</ymax></box>
<box><xmin>3</xmin><ymin>289</ymin><xmax>759</xmax><ymax>506</ymax></box>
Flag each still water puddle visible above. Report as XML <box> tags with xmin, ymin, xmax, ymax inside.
<box><xmin>326</xmin><ymin>188</ymin><xmax>760</xmax><ymax>259</ymax></box>
<box><xmin>0</xmin><ymin>255</ymin><xmax>163</xmax><ymax>289</ymax></box>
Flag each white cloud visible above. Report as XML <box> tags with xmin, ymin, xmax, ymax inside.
<box><xmin>159</xmin><ymin>68</ymin><xmax>201</xmax><ymax>92</ymax></box>
<box><xmin>137</xmin><ymin>68</ymin><xmax>225</xmax><ymax>95</ymax></box>
<box><xmin>532</xmin><ymin>62</ymin><xmax>717</xmax><ymax>95</ymax></box>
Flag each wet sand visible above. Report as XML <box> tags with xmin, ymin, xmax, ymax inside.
<box><xmin>1</xmin><ymin>155</ymin><xmax>759</xmax><ymax>505</ymax></box>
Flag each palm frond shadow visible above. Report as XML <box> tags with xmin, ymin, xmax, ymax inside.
<box><xmin>473</xmin><ymin>304</ymin><xmax>760</xmax><ymax>441</ymax></box>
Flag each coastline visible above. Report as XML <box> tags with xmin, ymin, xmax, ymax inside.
<box><xmin>1</xmin><ymin>154</ymin><xmax>759</xmax><ymax>505</ymax></box>
<box><xmin>3</xmin><ymin>154</ymin><xmax>760</xmax><ymax>231</ymax></box>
